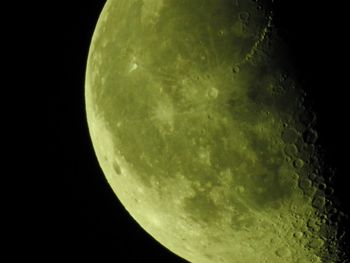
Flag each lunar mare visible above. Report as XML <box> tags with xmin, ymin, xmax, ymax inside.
<box><xmin>85</xmin><ymin>0</ymin><xmax>347</xmax><ymax>262</ymax></box>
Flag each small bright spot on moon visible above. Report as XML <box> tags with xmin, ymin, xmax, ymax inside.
<box><xmin>293</xmin><ymin>231</ymin><xmax>304</xmax><ymax>239</ymax></box>
<box><xmin>129</xmin><ymin>63</ymin><xmax>138</xmax><ymax>72</ymax></box>
<box><xmin>236</xmin><ymin>186</ymin><xmax>245</xmax><ymax>193</ymax></box>
<box><xmin>207</xmin><ymin>87</ymin><xmax>219</xmax><ymax>99</ymax></box>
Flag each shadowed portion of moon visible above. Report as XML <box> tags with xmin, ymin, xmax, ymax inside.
<box><xmin>86</xmin><ymin>0</ymin><xmax>348</xmax><ymax>262</ymax></box>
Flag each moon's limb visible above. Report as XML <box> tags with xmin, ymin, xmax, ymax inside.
<box><xmin>85</xmin><ymin>0</ymin><xmax>347</xmax><ymax>262</ymax></box>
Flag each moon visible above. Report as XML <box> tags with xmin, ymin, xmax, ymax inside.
<box><xmin>85</xmin><ymin>0</ymin><xmax>347</xmax><ymax>262</ymax></box>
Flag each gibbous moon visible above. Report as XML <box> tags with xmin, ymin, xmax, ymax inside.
<box><xmin>85</xmin><ymin>0</ymin><xmax>347</xmax><ymax>262</ymax></box>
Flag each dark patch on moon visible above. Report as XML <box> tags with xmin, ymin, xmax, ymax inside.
<box><xmin>113</xmin><ymin>160</ymin><xmax>121</xmax><ymax>175</ymax></box>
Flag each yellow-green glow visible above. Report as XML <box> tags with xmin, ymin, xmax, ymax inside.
<box><xmin>85</xmin><ymin>0</ymin><xmax>346</xmax><ymax>262</ymax></box>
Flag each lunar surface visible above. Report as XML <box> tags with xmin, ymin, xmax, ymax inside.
<box><xmin>85</xmin><ymin>0</ymin><xmax>347</xmax><ymax>262</ymax></box>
